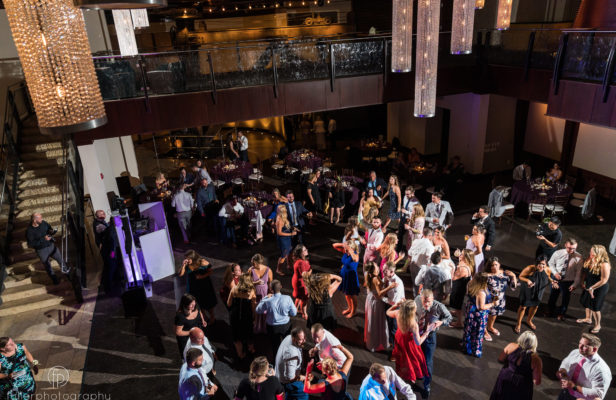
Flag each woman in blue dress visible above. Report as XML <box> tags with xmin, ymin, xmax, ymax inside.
<box><xmin>486</xmin><ymin>257</ymin><xmax>518</xmax><ymax>341</ymax></box>
<box><xmin>381</xmin><ymin>175</ymin><xmax>401</xmax><ymax>231</ymax></box>
<box><xmin>339</xmin><ymin>241</ymin><xmax>360</xmax><ymax>319</ymax></box>
<box><xmin>0</xmin><ymin>337</ymin><xmax>37</xmax><ymax>400</ymax></box>
<box><xmin>463</xmin><ymin>273</ymin><xmax>496</xmax><ymax>358</ymax></box>
<box><xmin>275</xmin><ymin>205</ymin><xmax>296</xmax><ymax>275</ymax></box>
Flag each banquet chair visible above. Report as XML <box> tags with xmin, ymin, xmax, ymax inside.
<box><xmin>570</xmin><ymin>187</ymin><xmax>597</xmax><ymax>220</ymax></box>
<box><xmin>545</xmin><ymin>194</ymin><xmax>569</xmax><ymax>220</ymax></box>
<box><xmin>528</xmin><ymin>195</ymin><xmax>548</xmax><ymax>221</ymax></box>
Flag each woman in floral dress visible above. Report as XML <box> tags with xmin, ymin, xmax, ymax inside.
<box><xmin>462</xmin><ymin>273</ymin><xmax>496</xmax><ymax>358</ymax></box>
<box><xmin>0</xmin><ymin>337</ymin><xmax>37</xmax><ymax>400</ymax></box>
<box><xmin>485</xmin><ymin>257</ymin><xmax>518</xmax><ymax>341</ymax></box>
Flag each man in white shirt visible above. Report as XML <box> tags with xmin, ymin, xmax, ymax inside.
<box><xmin>309</xmin><ymin>324</ymin><xmax>347</xmax><ymax>368</ymax></box>
<box><xmin>359</xmin><ymin>363</ymin><xmax>415</xmax><ymax>400</ymax></box>
<box><xmin>408</xmin><ymin>227</ymin><xmax>435</xmax><ymax>296</ymax></box>
<box><xmin>398</xmin><ymin>186</ymin><xmax>420</xmax><ymax>253</ymax></box>
<box><xmin>172</xmin><ymin>184</ymin><xmax>195</xmax><ymax>244</ymax></box>
<box><xmin>217</xmin><ymin>196</ymin><xmax>248</xmax><ymax>247</ymax></box>
<box><xmin>275</xmin><ymin>328</ymin><xmax>307</xmax><ymax>400</ymax></box>
<box><xmin>183</xmin><ymin>328</ymin><xmax>216</xmax><ymax>383</ymax></box>
<box><xmin>513</xmin><ymin>161</ymin><xmax>531</xmax><ymax>181</ymax></box>
<box><xmin>238</xmin><ymin>131</ymin><xmax>249</xmax><ymax>161</ymax></box>
<box><xmin>424</xmin><ymin>192</ymin><xmax>453</xmax><ymax>230</ymax></box>
<box><xmin>382</xmin><ymin>262</ymin><xmax>404</xmax><ymax>350</ymax></box>
<box><xmin>547</xmin><ymin>238</ymin><xmax>583</xmax><ymax>321</ymax></box>
<box><xmin>362</xmin><ymin>218</ymin><xmax>384</xmax><ymax>265</ymax></box>
<box><xmin>557</xmin><ymin>333</ymin><xmax>611</xmax><ymax>400</ymax></box>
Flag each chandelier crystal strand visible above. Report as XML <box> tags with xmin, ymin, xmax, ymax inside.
<box><xmin>113</xmin><ymin>10</ymin><xmax>139</xmax><ymax>56</ymax></box>
<box><xmin>131</xmin><ymin>9</ymin><xmax>150</xmax><ymax>28</ymax></box>
<box><xmin>4</xmin><ymin>0</ymin><xmax>106</xmax><ymax>134</ymax></box>
<box><xmin>414</xmin><ymin>0</ymin><xmax>440</xmax><ymax>118</ymax></box>
<box><xmin>475</xmin><ymin>0</ymin><xmax>484</xmax><ymax>9</ymax></box>
<box><xmin>451</xmin><ymin>0</ymin><xmax>475</xmax><ymax>54</ymax></box>
<box><xmin>391</xmin><ymin>0</ymin><xmax>413</xmax><ymax>72</ymax></box>
<box><xmin>496</xmin><ymin>0</ymin><xmax>513</xmax><ymax>30</ymax></box>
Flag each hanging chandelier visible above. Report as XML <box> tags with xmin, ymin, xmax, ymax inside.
<box><xmin>4</xmin><ymin>0</ymin><xmax>107</xmax><ymax>134</ymax></box>
<box><xmin>451</xmin><ymin>0</ymin><xmax>475</xmax><ymax>54</ymax></box>
<box><xmin>496</xmin><ymin>0</ymin><xmax>513</xmax><ymax>30</ymax></box>
<box><xmin>414</xmin><ymin>0</ymin><xmax>440</xmax><ymax>118</ymax></box>
<box><xmin>475</xmin><ymin>0</ymin><xmax>484</xmax><ymax>9</ymax></box>
<box><xmin>391</xmin><ymin>0</ymin><xmax>413</xmax><ymax>73</ymax></box>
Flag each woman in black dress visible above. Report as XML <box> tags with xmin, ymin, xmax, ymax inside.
<box><xmin>576</xmin><ymin>244</ymin><xmax>611</xmax><ymax>334</ymax></box>
<box><xmin>228</xmin><ymin>133</ymin><xmax>240</xmax><ymax>161</ymax></box>
<box><xmin>328</xmin><ymin>181</ymin><xmax>345</xmax><ymax>224</ymax></box>
<box><xmin>305</xmin><ymin>273</ymin><xmax>342</xmax><ymax>331</ymax></box>
<box><xmin>515</xmin><ymin>255</ymin><xmax>558</xmax><ymax>333</ymax></box>
<box><xmin>305</xmin><ymin>172</ymin><xmax>322</xmax><ymax>218</ymax></box>
<box><xmin>235</xmin><ymin>356</ymin><xmax>284</xmax><ymax>400</ymax></box>
<box><xmin>174</xmin><ymin>293</ymin><xmax>207</xmax><ymax>356</ymax></box>
<box><xmin>490</xmin><ymin>331</ymin><xmax>542</xmax><ymax>399</ymax></box>
<box><xmin>227</xmin><ymin>273</ymin><xmax>256</xmax><ymax>360</ymax></box>
<box><xmin>450</xmin><ymin>249</ymin><xmax>475</xmax><ymax>328</ymax></box>
<box><xmin>178</xmin><ymin>251</ymin><xmax>218</xmax><ymax>324</ymax></box>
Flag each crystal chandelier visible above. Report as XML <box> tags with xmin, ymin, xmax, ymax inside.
<box><xmin>391</xmin><ymin>0</ymin><xmax>413</xmax><ymax>73</ymax></box>
<box><xmin>496</xmin><ymin>0</ymin><xmax>513</xmax><ymax>30</ymax></box>
<box><xmin>4</xmin><ymin>0</ymin><xmax>107</xmax><ymax>134</ymax></box>
<box><xmin>475</xmin><ymin>0</ymin><xmax>484</xmax><ymax>9</ymax></box>
<box><xmin>451</xmin><ymin>0</ymin><xmax>475</xmax><ymax>54</ymax></box>
<box><xmin>414</xmin><ymin>0</ymin><xmax>440</xmax><ymax>118</ymax></box>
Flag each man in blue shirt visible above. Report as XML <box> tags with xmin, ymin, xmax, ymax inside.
<box><xmin>256</xmin><ymin>280</ymin><xmax>297</xmax><ymax>355</ymax></box>
<box><xmin>179</xmin><ymin>348</ymin><xmax>218</xmax><ymax>400</ymax></box>
<box><xmin>195</xmin><ymin>179</ymin><xmax>218</xmax><ymax>234</ymax></box>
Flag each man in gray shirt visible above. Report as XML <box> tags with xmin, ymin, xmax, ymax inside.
<box><xmin>414</xmin><ymin>289</ymin><xmax>452</xmax><ymax>397</ymax></box>
<box><xmin>547</xmin><ymin>238</ymin><xmax>583</xmax><ymax>321</ymax></box>
<box><xmin>275</xmin><ymin>328</ymin><xmax>307</xmax><ymax>400</ymax></box>
<box><xmin>171</xmin><ymin>184</ymin><xmax>195</xmax><ymax>244</ymax></box>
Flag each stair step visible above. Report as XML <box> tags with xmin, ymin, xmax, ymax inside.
<box><xmin>1</xmin><ymin>281</ymin><xmax>71</xmax><ymax>302</ymax></box>
<box><xmin>19</xmin><ymin>186</ymin><xmax>62</xmax><ymax>199</ymax></box>
<box><xmin>18</xmin><ymin>175</ymin><xmax>64</xmax><ymax>188</ymax></box>
<box><xmin>0</xmin><ymin>291</ymin><xmax>75</xmax><ymax>317</ymax></box>
<box><xmin>16</xmin><ymin>203</ymin><xmax>63</xmax><ymax>219</ymax></box>
<box><xmin>20</xmin><ymin>159</ymin><xmax>64</xmax><ymax>169</ymax></box>
<box><xmin>14</xmin><ymin>214</ymin><xmax>62</xmax><ymax>229</ymax></box>
<box><xmin>20</xmin><ymin>148</ymin><xmax>64</xmax><ymax>161</ymax></box>
<box><xmin>2</xmin><ymin>275</ymin><xmax>33</xmax><ymax>289</ymax></box>
<box><xmin>8</xmin><ymin>249</ymin><xmax>39</xmax><ymax>264</ymax></box>
<box><xmin>21</xmin><ymin>142</ymin><xmax>63</xmax><ymax>153</ymax></box>
<box><xmin>19</xmin><ymin>134</ymin><xmax>56</xmax><ymax>145</ymax></box>
<box><xmin>18</xmin><ymin>194</ymin><xmax>63</xmax><ymax>208</ymax></box>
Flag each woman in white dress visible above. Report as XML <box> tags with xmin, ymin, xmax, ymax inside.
<box><xmin>432</xmin><ymin>225</ymin><xmax>455</xmax><ymax>280</ymax></box>
<box><xmin>364</xmin><ymin>262</ymin><xmax>397</xmax><ymax>352</ymax></box>
<box><xmin>466</xmin><ymin>224</ymin><xmax>486</xmax><ymax>273</ymax></box>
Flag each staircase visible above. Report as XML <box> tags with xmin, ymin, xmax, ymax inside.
<box><xmin>0</xmin><ymin>117</ymin><xmax>77</xmax><ymax>317</ymax></box>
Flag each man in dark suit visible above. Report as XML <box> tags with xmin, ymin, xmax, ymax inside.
<box><xmin>471</xmin><ymin>205</ymin><xmax>495</xmax><ymax>252</ymax></box>
<box><xmin>285</xmin><ymin>190</ymin><xmax>311</xmax><ymax>245</ymax></box>
<box><xmin>364</xmin><ymin>170</ymin><xmax>386</xmax><ymax>199</ymax></box>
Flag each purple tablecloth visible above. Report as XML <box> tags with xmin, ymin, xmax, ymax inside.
<box><xmin>285</xmin><ymin>150</ymin><xmax>322</xmax><ymax>170</ymax></box>
<box><xmin>241</xmin><ymin>191</ymin><xmax>274</xmax><ymax>219</ymax></box>
<box><xmin>211</xmin><ymin>161</ymin><xmax>252</xmax><ymax>183</ymax></box>
<box><xmin>322</xmin><ymin>176</ymin><xmax>362</xmax><ymax>206</ymax></box>
<box><xmin>510</xmin><ymin>181</ymin><xmax>573</xmax><ymax>205</ymax></box>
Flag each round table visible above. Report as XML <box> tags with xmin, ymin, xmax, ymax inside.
<box><xmin>211</xmin><ymin>161</ymin><xmax>252</xmax><ymax>183</ymax></box>
<box><xmin>510</xmin><ymin>181</ymin><xmax>573</xmax><ymax>204</ymax></box>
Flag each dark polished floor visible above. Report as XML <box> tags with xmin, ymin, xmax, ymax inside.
<box><xmin>81</xmin><ymin>136</ymin><xmax>616</xmax><ymax>400</ymax></box>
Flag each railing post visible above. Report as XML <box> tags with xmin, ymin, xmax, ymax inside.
<box><xmin>552</xmin><ymin>33</ymin><xmax>569</xmax><ymax>95</ymax></box>
<box><xmin>601</xmin><ymin>39</ymin><xmax>616</xmax><ymax>102</ymax></box>
<box><xmin>383</xmin><ymin>38</ymin><xmax>389</xmax><ymax>87</ymax></box>
<box><xmin>328</xmin><ymin>42</ymin><xmax>335</xmax><ymax>92</ymax></box>
<box><xmin>271</xmin><ymin>47</ymin><xmax>279</xmax><ymax>98</ymax></box>
<box><xmin>137</xmin><ymin>56</ymin><xmax>151</xmax><ymax>113</ymax></box>
<box><xmin>207</xmin><ymin>51</ymin><xmax>217</xmax><ymax>104</ymax></box>
<box><xmin>523</xmin><ymin>31</ymin><xmax>536</xmax><ymax>82</ymax></box>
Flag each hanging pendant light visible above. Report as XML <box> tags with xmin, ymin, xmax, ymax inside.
<box><xmin>113</xmin><ymin>9</ymin><xmax>139</xmax><ymax>56</ymax></box>
<box><xmin>496</xmin><ymin>0</ymin><xmax>513</xmax><ymax>30</ymax></box>
<box><xmin>4</xmin><ymin>0</ymin><xmax>106</xmax><ymax>135</ymax></box>
<box><xmin>391</xmin><ymin>0</ymin><xmax>413</xmax><ymax>72</ymax></box>
<box><xmin>451</xmin><ymin>0</ymin><xmax>475</xmax><ymax>54</ymax></box>
<box><xmin>414</xmin><ymin>0</ymin><xmax>440</xmax><ymax>118</ymax></box>
<box><xmin>475</xmin><ymin>0</ymin><xmax>484</xmax><ymax>9</ymax></box>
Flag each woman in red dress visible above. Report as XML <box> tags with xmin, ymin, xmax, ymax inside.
<box><xmin>292</xmin><ymin>244</ymin><xmax>312</xmax><ymax>319</ymax></box>
<box><xmin>386</xmin><ymin>299</ymin><xmax>430</xmax><ymax>383</ymax></box>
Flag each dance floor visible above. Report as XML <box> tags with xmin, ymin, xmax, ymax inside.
<box><xmin>80</xmin><ymin>206</ymin><xmax>616</xmax><ymax>400</ymax></box>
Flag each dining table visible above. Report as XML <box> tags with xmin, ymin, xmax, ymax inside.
<box><xmin>285</xmin><ymin>149</ymin><xmax>322</xmax><ymax>170</ymax></box>
<box><xmin>241</xmin><ymin>191</ymin><xmax>275</xmax><ymax>238</ymax></box>
<box><xmin>322</xmin><ymin>175</ymin><xmax>363</xmax><ymax>206</ymax></box>
<box><xmin>510</xmin><ymin>180</ymin><xmax>573</xmax><ymax>205</ymax></box>
<box><xmin>211</xmin><ymin>160</ymin><xmax>252</xmax><ymax>183</ymax></box>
